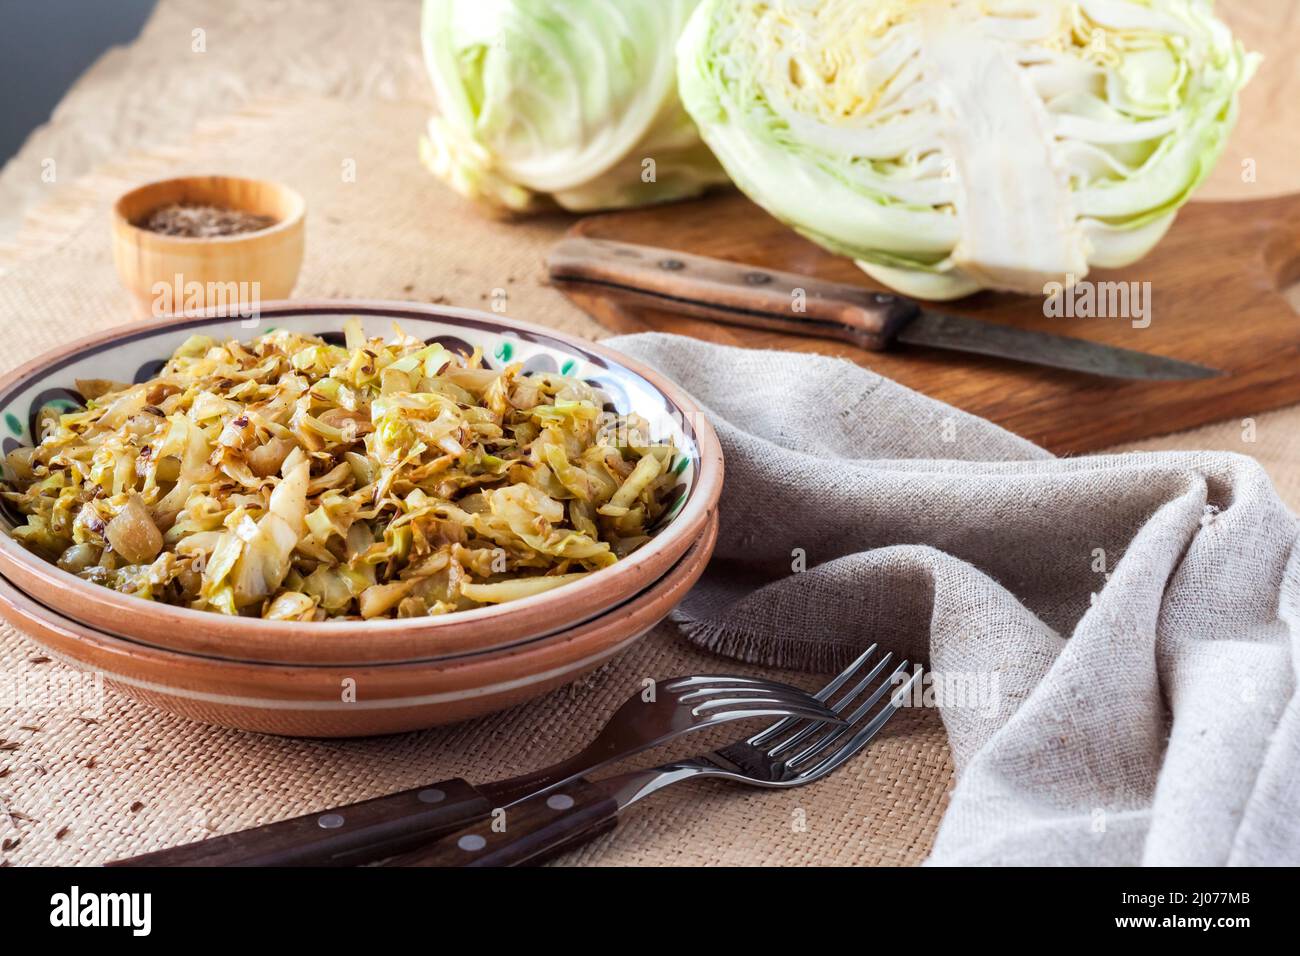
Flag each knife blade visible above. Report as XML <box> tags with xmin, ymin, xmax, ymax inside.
<box><xmin>547</xmin><ymin>237</ymin><xmax>1220</xmax><ymax>381</ymax></box>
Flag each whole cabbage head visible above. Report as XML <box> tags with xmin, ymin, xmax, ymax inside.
<box><xmin>421</xmin><ymin>0</ymin><xmax>728</xmax><ymax>214</ymax></box>
<box><xmin>678</xmin><ymin>0</ymin><xmax>1258</xmax><ymax>299</ymax></box>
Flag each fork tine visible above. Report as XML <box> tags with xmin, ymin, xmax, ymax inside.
<box><xmin>765</xmin><ymin>652</ymin><xmax>893</xmax><ymax>758</ymax></box>
<box><xmin>783</xmin><ymin>658</ymin><xmax>913</xmax><ymax>770</ymax></box>
<box><xmin>662</xmin><ymin>675</ymin><xmax>811</xmax><ymax>691</ymax></box>
<box><xmin>690</xmin><ymin>690</ymin><xmax>847</xmax><ymax>727</ymax></box>
<box><xmin>699</xmin><ymin>703</ymin><xmax>853</xmax><ymax>724</ymax></box>
<box><xmin>673</xmin><ymin>680</ymin><xmax>826</xmax><ymax>704</ymax></box>
<box><xmin>748</xmin><ymin>644</ymin><xmax>881</xmax><ymax>749</ymax></box>
<box><xmin>793</xmin><ymin>669</ymin><xmax>921</xmax><ymax>781</ymax></box>
<box><xmin>810</xmin><ymin>645</ymin><xmax>880</xmax><ymax>703</ymax></box>
<box><xmin>690</xmin><ymin>694</ymin><xmax>835</xmax><ymax>716</ymax></box>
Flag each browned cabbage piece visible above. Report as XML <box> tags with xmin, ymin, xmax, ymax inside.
<box><xmin>1</xmin><ymin>319</ymin><xmax>680</xmax><ymax>620</ymax></box>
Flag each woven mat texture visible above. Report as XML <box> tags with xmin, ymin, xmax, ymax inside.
<box><xmin>0</xmin><ymin>0</ymin><xmax>1297</xmax><ymax>866</ymax></box>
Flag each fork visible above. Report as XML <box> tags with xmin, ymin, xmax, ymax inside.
<box><xmin>387</xmin><ymin>644</ymin><xmax>916</xmax><ymax>867</ymax></box>
<box><xmin>108</xmin><ymin>674</ymin><xmax>841</xmax><ymax>867</ymax></box>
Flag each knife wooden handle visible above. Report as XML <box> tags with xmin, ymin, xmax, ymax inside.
<box><xmin>547</xmin><ymin>237</ymin><xmax>919</xmax><ymax>350</ymax></box>
<box><xmin>106</xmin><ymin>777</ymin><xmax>494</xmax><ymax>867</ymax></box>
<box><xmin>384</xmin><ymin>777</ymin><xmax>619</xmax><ymax>868</ymax></box>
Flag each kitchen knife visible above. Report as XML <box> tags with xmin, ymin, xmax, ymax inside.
<box><xmin>547</xmin><ymin>237</ymin><xmax>1220</xmax><ymax>381</ymax></box>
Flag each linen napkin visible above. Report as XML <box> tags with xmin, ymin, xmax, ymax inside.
<box><xmin>608</xmin><ymin>332</ymin><xmax>1300</xmax><ymax>867</ymax></box>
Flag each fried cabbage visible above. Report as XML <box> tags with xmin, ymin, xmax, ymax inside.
<box><xmin>2</xmin><ymin>321</ymin><xmax>680</xmax><ymax>621</ymax></box>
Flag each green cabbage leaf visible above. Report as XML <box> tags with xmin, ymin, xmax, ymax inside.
<box><xmin>421</xmin><ymin>0</ymin><xmax>728</xmax><ymax>213</ymax></box>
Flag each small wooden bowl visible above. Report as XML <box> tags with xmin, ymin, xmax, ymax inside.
<box><xmin>112</xmin><ymin>175</ymin><xmax>306</xmax><ymax>318</ymax></box>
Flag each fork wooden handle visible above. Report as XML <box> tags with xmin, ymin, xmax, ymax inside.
<box><xmin>107</xmin><ymin>777</ymin><xmax>494</xmax><ymax>867</ymax></box>
<box><xmin>384</xmin><ymin>777</ymin><xmax>620</xmax><ymax>867</ymax></box>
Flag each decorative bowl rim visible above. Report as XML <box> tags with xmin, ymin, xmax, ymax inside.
<box><xmin>0</xmin><ymin>299</ymin><xmax>723</xmax><ymax>646</ymax></box>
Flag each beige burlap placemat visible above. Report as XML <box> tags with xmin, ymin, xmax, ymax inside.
<box><xmin>0</xmin><ymin>0</ymin><xmax>432</xmax><ymax>241</ymax></box>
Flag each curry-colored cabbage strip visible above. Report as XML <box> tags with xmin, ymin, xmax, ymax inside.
<box><xmin>1</xmin><ymin>320</ymin><xmax>679</xmax><ymax>620</ymax></box>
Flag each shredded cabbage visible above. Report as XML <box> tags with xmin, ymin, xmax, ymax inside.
<box><xmin>2</xmin><ymin>320</ymin><xmax>679</xmax><ymax>620</ymax></box>
<box><xmin>677</xmin><ymin>0</ymin><xmax>1257</xmax><ymax>298</ymax></box>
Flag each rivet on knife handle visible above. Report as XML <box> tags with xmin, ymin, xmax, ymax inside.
<box><xmin>547</xmin><ymin>237</ymin><xmax>920</xmax><ymax>350</ymax></box>
<box><xmin>105</xmin><ymin>777</ymin><xmax>494</xmax><ymax>867</ymax></box>
<box><xmin>384</xmin><ymin>777</ymin><xmax>621</xmax><ymax>868</ymax></box>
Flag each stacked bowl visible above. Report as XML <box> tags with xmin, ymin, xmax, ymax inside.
<box><xmin>0</xmin><ymin>302</ymin><xmax>722</xmax><ymax>736</ymax></box>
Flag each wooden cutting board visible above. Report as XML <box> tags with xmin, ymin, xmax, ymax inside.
<box><xmin>557</xmin><ymin>191</ymin><xmax>1300</xmax><ymax>454</ymax></box>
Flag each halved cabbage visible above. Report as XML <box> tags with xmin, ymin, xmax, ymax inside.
<box><xmin>421</xmin><ymin>0</ymin><xmax>728</xmax><ymax>213</ymax></box>
<box><xmin>678</xmin><ymin>0</ymin><xmax>1257</xmax><ymax>298</ymax></box>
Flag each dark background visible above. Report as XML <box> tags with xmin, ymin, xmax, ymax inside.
<box><xmin>0</xmin><ymin>0</ymin><xmax>157</xmax><ymax>165</ymax></box>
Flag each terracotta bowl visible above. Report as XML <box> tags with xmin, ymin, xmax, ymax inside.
<box><xmin>111</xmin><ymin>175</ymin><xmax>306</xmax><ymax>319</ymax></box>
<box><xmin>0</xmin><ymin>301</ymin><xmax>723</xmax><ymax>664</ymax></box>
<box><xmin>0</xmin><ymin>514</ymin><xmax>717</xmax><ymax>737</ymax></box>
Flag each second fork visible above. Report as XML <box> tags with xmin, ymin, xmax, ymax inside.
<box><xmin>108</xmin><ymin>673</ymin><xmax>840</xmax><ymax>867</ymax></box>
<box><xmin>390</xmin><ymin>645</ymin><xmax>916</xmax><ymax>867</ymax></box>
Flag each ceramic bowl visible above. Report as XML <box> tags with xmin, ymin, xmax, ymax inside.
<box><xmin>0</xmin><ymin>301</ymin><xmax>723</xmax><ymax>664</ymax></box>
<box><xmin>111</xmin><ymin>175</ymin><xmax>306</xmax><ymax>319</ymax></box>
<box><xmin>0</xmin><ymin>514</ymin><xmax>716</xmax><ymax>737</ymax></box>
